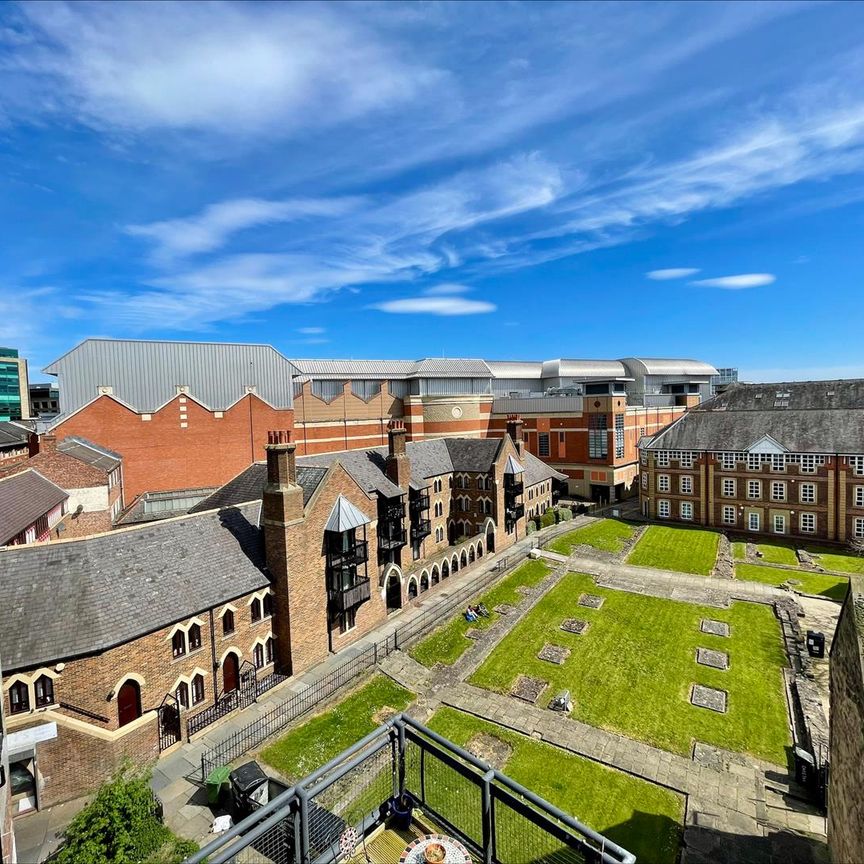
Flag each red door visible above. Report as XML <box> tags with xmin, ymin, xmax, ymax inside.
<box><xmin>117</xmin><ymin>680</ymin><xmax>141</xmax><ymax>727</ymax></box>
<box><xmin>223</xmin><ymin>653</ymin><xmax>239</xmax><ymax>693</ymax></box>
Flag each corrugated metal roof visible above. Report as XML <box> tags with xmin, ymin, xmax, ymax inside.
<box><xmin>0</xmin><ymin>469</ymin><xmax>69</xmax><ymax>545</ymax></box>
<box><xmin>57</xmin><ymin>436</ymin><xmax>122</xmax><ymax>472</ymax></box>
<box><xmin>620</xmin><ymin>358</ymin><xmax>719</xmax><ymax>377</ymax></box>
<box><xmin>44</xmin><ymin>339</ymin><xmax>299</xmax><ymax>416</ymax></box>
<box><xmin>541</xmin><ymin>360</ymin><xmax>629</xmax><ymax>379</ymax></box>
<box><xmin>411</xmin><ymin>358</ymin><xmax>492</xmax><ymax>378</ymax></box>
<box><xmin>290</xmin><ymin>358</ymin><xmax>493</xmax><ymax>379</ymax></box>
<box><xmin>487</xmin><ymin>361</ymin><xmax>544</xmax><ymax>378</ymax></box>
<box><xmin>324</xmin><ymin>495</ymin><xmax>372</xmax><ymax>532</ymax></box>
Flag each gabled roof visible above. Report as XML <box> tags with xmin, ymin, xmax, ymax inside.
<box><xmin>503</xmin><ymin>455</ymin><xmax>524</xmax><ymax>475</ymax></box>
<box><xmin>445</xmin><ymin>438</ymin><xmax>501</xmax><ymax>472</ymax></box>
<box><xmin>57</xmin><ymin>436</ymin><xmax>122</xmax><ymax>472</ymax></box>
<box><xmin>522</xmin><ymin>451</ymin><xmax>567</xmax><ymax>486</ymax></box>
<box><xmin>0</xmin><ymin>421</ymin><xmax>29</xmax><ymax>449</ymax></box>
<box><xmin>0</xmin><ymin>469</ymin><xmax>69</xmax><ymax>545</ymax></box>
<box><xmin>299</xmin><ymin>449</ymin><xmax>403</xmax><ymax>497</ymax></box>
<box><xmin>0</xmin><ymin>503</ymin><xmax>269</xmax><ymax>671</ymax></box>
<box><xmin>324</xmin><ymin>495</ymin><xmax>372</xmax><ymax>532</ymax></box>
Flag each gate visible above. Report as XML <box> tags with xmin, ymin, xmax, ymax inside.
<box><xmin>158</xmin><ymin>693</ymin><xmax>182</xmax><ymax>752</ymax></box>
<box><xmin>238</xmin><ymin>660</ymin><xmax>258</xmax><ymax>710</ymax></box>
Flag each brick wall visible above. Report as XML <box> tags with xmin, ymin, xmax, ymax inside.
<box><xmin>828</xmin><ymin>574</ymin><xmax>864</xmax><ymax>863</ymax></box>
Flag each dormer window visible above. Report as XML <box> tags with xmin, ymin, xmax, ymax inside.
<box><xmin>172</xmin><ymin>630</ymin><xmax>186</xmax><ymax>658</ymax></box>
<box><xmin>188</xmin><ymin>624</ymin><xmax>202</xmax><ymax>651</ymax></box>
<box><xmin>251</xmin><ymin>598</ymin><xmax>262</xmax><ymax>622</ymax></box>
<box><xmin>9</xmin><ymin>680</ymin><xmax>30</xmax><ymax>714</ymax></box>
<box><xmin>263</xmin><ymin>593</ymin><xmax>274</xmax><ymax>618</ymax></box>
<box><xmin>34</xmin><ymin>674</ymin><xmax>54</xmax><ymax>708</ymax></box>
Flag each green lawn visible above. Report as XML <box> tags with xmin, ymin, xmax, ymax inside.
<box><xmin>755</xmin><ymin>543</ymin><xmax>799</xmax><ymax>567</ymax></box>
<box><xmin>732</xmin><ymin>542</ymin><xmax>747</xmax><ymax>560</ymax></box>
<box><xmin>260</xmin><ymin>675</ymin><xmax>412</xmax><ymax>780</ymax></box>
<box><xmin>470</xmin><ymin>572</ymin><xmax>790</xmax><ymax>764</ymax></box>
<box><xmin>424</xmin><ymin>707</ymin><xmax>683</xmax><ymax>864</ymax></box>
<box><xmin>806</xmin><ymin>546</ymin><xmax>864</xmax><ymax>574</ymax></box>
<box><xmin>736</xmin><ymin>563</ymin><xmax>848</xmax><ymax>601</ymax></box>
<box><xmin>626</xmin><ymin>525</ymin><xmax>720</xmax><ymax>575</ymax></box>
<box><xmin>409</xmin><ymin>560</ymin><xmax>550</xmax><ymax>667</ymax></box>
<box><xmin>546</xmin><ymin>519</ymin><xmax>635</xmax><ymax>555</ymax></box>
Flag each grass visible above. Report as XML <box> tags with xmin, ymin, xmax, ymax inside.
<box><xmin>732</xmin><ymin>542</ymin><xmax>747</xmax><ymax>560</ymax></box>
<box><xmin>260</xmin><ymin>675</ymin><xmax>412</xmax><ymax>780</ymax></box>
<box><xmin>626</xmin><ymin>525</ymin><xmax>720</xmax><ymax>575</ymax></box>
<box><xmin>424</xmin><ymin>707</ymin><xmax>683</xmax><ymax>864</ymax></box>
<box><xmin>470</xmin><ymin>572</ymin><xmax>791</xmax><ymax>764</ymax></box>
<box><xmin>409</xmin><ymin>560</ymin><xmax>550</xmax><ymax>667</ymax></box>
<box><xmin>805</xmin><ymin>546</ymin><xmax>864</xmax><ymax>574</ymax></box>
<box><xmin>735</xmin><ymin>563</ymin><xmax>848</xmax><ymax>601</ymax></box>
<box><xmin>755</xmin><ymin>543</ymin><xmax>799</xmax><ymax>566</ymax></box>
<box><xmin>545</xmin><ymin>519</ymin><xmax>635</xmax><ymax>555</ymax></box>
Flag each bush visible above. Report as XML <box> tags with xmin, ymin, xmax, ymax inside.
<box><xmin>540</xmin><ymin>507</ymin><xmax>556</xmax><ymax>529</ymax></box>
<box><xmin>56</xmin><ymin>765</ymin><xmax>198</xmax><ymax>864</ymax></box>
<box><xmin>526</xmin><ymin>520</ymin><xmax>537</xmax><ymax>535</ymax></box>
<box><xmin>557</xmin><ymin>507</ymin><xmax>573</xmax><ymax>523</ymax></box>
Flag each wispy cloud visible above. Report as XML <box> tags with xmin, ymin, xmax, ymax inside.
<box><xmin>297</xmin><ymin>326</ymin><xmax>325</xmax><ymax>335</ymax></box>
<box><xmin>424</xmin><ymin>283</ymin><xmax>471</xmax><ymax>296</ymax></box>
<box><xmin>692</xmin><ymin>273</ymin><xmax>775</xmax><ymax>289</ymax></box>
<box><xmin>646</xmin><ymin>268</ymin><xmax>700</xmax><ymax>280</ymax></box>
<box><xmin>374</xmin><ymin>296</ymin><xmax>496</xmax><ymax>316</ymax></box>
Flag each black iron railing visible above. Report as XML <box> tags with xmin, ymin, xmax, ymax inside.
<box><xmin>377</xmin><ymin>524</ymin><xmax>407</xmax><ymax>550</ymax></box>
<box><xmin>60</xmin><ymin>701</ymin><xmax>110</xmax><ymax>724</ymax></box>
<box><xmin>411</xmin><ymin>518</ymin><xmax>432</xmax><ymax>540</ymax></box>
<box><xmin>505</xmin><ymin>479</ymin><xmax>524</xmax><ymax>496</ymax></box>
<box><xmin>327</xmin><ymin>540</ymin><xmax>368</xmax><ymax>568</ymax></box>
<box><xmin>506</xmin><ymin>503</ymin><xmax>525</xmax><ymax>522</ymax></box>
<box><xmin>328</xmin><ymin>578</ymin><xmax>371</xmax><ymax>612</ymax></box>
<box><xmin>409</xmin><ymin>493</ymin><xmax>430</xmax><ymax>513</ymax></box>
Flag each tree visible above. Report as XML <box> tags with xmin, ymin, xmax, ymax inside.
<box><xmin>849</xmin><ymin>536</ymin><xmax>864</xmax><ymax>557</ymax></box>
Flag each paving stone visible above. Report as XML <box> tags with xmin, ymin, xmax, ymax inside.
<box><xmin>560</xmin><ymin>618</ymin><xmax>590</xmax><ymax>635</ymax></box>
<box><xmin>537</xmin><ymin>643</ymin><xmax>571</xmax><ymax>665</ymax></box>
<box><xmin>701</xmin><ymin>618</ymin><xmax>730</xmax><ymax>637</ymax></box>
<box><xmin>510</xmin><ymin>675</ymin><xmax>548</xmax><ymax>704</ymax></box>
<box><xmin>691</xmin><ymin>684</ymin><xmax>728</xmax><ymax>713</ymax></box>
<box><xmin>697</xmin><ymin>647</ymin><xmax>729</xmax><ymax>670</ymax></box>
<box><xmin>465</xmin><ymin>628</ymin><xmax>482</xmax><ymax>640</ymax></box>
<box><xmin>493</xmin><ymin>603</ymin><xmax>517</xmax><ymax>615</ymax></box>
<box><xmin>578</xmin><ymin>593</ymin><xmax>605</xmax><ymax>609</ymax></box>
<box><xmin>516</xmin><ymin>585</ymin><xmax>535</xmax><ymax>596</ymax></box>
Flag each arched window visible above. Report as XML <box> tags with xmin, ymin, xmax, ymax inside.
<box><xmin>191</xmin><ymin>674</ymin><xmax>205</xmax><ymax>705</ymax></box>
<box><xmin>263</xmin><ymin>593</ymin><xmax>274</xmax><ymax>618</ymax></box>
<box><xmin>9</xmin><ymin>680</ymin><xmax>29</xmax><ymax>714</ymax></box>
<box><xmin>253</xmin><ymin>643</ymin><xmax>265</xmax><ymax>669</ymax></box>
<box><xmin>188</xmin><ymin>624</ymin><xmax>202</xmax><ymax>651</ymax></box>
<box><xmin>222</xmin><ymin>610</ymin><xmax>235</xmax><ymax>635</ymax></box>
<box><xmin>407</xmin><ymin>579</ymin><xmax>418</xmax><ymax>599</ymax></box>
<box><xmin>172</xmin><ymin>630</ymin><xmax>186</xmax><ymax>658</ymax></box>
<box><xmin>251</xmin><ymin>598</ymin><xmax>262</xmax><ymax>622</ymax></box>
<box><xmin>265</xmin><ymin>637</ymin><xmax>274</xmax><ymax>665</ymax></box>
<box><xmin>486</xmin><ymin>500</ymin><xmax>493</xmax><ymax>514</ymax></box>
<box><xmin>176</xmin><ymin>681</ymin><xmax>189</xmax><ymax>709</ymax></box>
<box><xmin>117</xmin><ymin>679</ymin><xmax>142</xmax><ymax>728</ymax></box>
<box><xmin>34</xmin><ymin>674</ymin><xmax>54</xmax><ymax>708</ymax></box>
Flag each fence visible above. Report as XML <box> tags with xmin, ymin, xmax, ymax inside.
<box><xmin>185</xmin><ymin>714</ymin><xmax>635</xmax><ymax>864</ymax></box>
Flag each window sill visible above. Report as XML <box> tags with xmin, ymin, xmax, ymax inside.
<box><xmin>172</xmin><ymin>646</ymin><xmax>206</xmax><ymax>664</ymax></box>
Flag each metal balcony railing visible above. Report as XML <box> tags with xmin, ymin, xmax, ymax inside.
<box><xmin>505</xmin><ymin>479</ymin><xmax>524</xmax><ymax>496</ymax></box>
<box><xmin>377</xmin><ymin>525</ymin><xmax>407</xmax><ymax>551</ymax></box>
<box><xmin>328</xmin><ymin>578</ymin><xmax>371</xmax><ymax>613</ymax></box>
<box><xmin>409</xmin><ymin>493</ymin><xmax>430</xmax><ymax>513</ymax></box>
<box><xmin>327</xmin><ymin>540</ymin><xmax>369</xmax><ymax>569</ymax></box>
<box><xmin>506</xmin><ymin>503</ymin><xmax>525</xmax><ymax>522</ymax></box>
<box><xmin>411</xmin><ymin>518</ymin><xmax>432</xmax><ymax>540</ymax></box>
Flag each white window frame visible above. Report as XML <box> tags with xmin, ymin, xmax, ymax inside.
<box><xmin>799</xmin><ymin>483</ymin><xmax>816</xmax><ymax>504</ymax></box>
<box><xmin>854</xmin><ymin>517</ymin><xmax>864</xmax><ymax>539</ymax></box>
<box><xmin>719</xmin><ymin>453</ymin><xmax>737</xmax><ymax>470</ymax></box>
<box><xmin>770</xmin><ymin>481</ymin><xmax>786</xmax><ymax>502</ymax></box>
<box><xmin>641</xmin><ymin>472</ymin><xmax>648</xmax><ymax>490</ymax></box>
<box><xmin>773</xmin><ymin>514</ymin><xmax>786</xmax><ymax>534</ymax></box>
<box><xmin>722</xmin><ymin>478</ymin><xmax>736</xmax><ymax>498</ymax></box>
<box><xmin>799</xmin><ymin>512</ymin><xmax>816</xmax><ymax>533</ymax></box>
<box><xmin>746</xmin><ymin>454</ymin><xmax>762</xmax><ymax>471</ymax></box>
<box><xmin>748</xmin><ymin>512</ymin><xmax>760</xmax><ymax>532</ymax></box>
<box><xmin>680</xmin><ymin>475</ymin><xmax>693</xmax><ymax>495</ymax></box>
<box><xmin>657</xmin><ymin>474</ymin><xmax>670</xmax><ymax>493</ymax></box>
<box><xmin>848</xmin><ymin>456</ymin><xmax>864</xmax><ymax>476</ymax></box>
<box><xmin>747</xmin><ymin>480</ymin><xmax>761</xmax><ymax>500</ymax></box>
<box><xmin>679</xmin><ymin>453</ymin><xmax>694</xmax><ymax>469</ymax></box>
<box><xmin>854</xmin><ymin>486</ymin><xmax>864</xmax><ymax>508</ymax></box>
<box><xmin>722</xmin><ymin>506</ymin><xmax>736</xmax><ymax>525</ymax></box>
<box><xmin>658</xmin><ymin>500</ymin><xmax>670</xmax><ymax>519</ymax></box>
<box><xmin>771</xmin><ymin>454</ymin><xmax>785</xmax><ymax>472</ymax></box>
<box><xmin>656</xmin><ymin>452</ymin><xmax>670</xmax><ymax>468</ymax></box>
<box><xmin>680</xmin><ymin>501</ymin><xmax>693</xmax><ymax>521</ymax></box>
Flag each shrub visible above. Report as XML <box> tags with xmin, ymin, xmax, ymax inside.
<box><xmin>540</xmin><ymin>507</ymin><xmax>556</xmax><ymax>528</ymax></box>
<box><xmin>56</xmin><ymin>764</ymin><xmax>197</xmax><ymax>864</ymax></box>
<box><xmin>557</xmin><ymin>507</ymin><xmax>573</xmax><ymax>523</ymax></box>
<box><xmin>526</xmin><ymin>521</ymin><xmax>537</xmax><ymax>535</ymax></box>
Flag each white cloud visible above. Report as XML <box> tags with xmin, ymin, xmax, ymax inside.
<box><xmin>646</xmin><ymin>268</ymin><xmax>700</xmax><ymax>280</ymax></box>
<box><xmin>374</xmin><ymin>296</ymin><xmax>496</xmax><ymax>316</ymax></box>
<box><xmin>424</xmin><ymin>283</ymin><xmax>471</xmax><ymax>295</ymax></box>
<box><xmin>297</xmin><ymin>326</ymin><xmax>325</xmax><ymax>335</ymax></box>
<box><xmin>692</xmin><ymin>273</ymin><xmax>775</xmax><ymax>289</ymax></box>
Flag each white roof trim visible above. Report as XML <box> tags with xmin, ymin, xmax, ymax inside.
<box><xmin>746</xmin><ymin>435</ymin><xmax>788</xmax><ymax>454</ymax></box>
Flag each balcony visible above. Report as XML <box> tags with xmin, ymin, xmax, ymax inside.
<box><xmin>409</xmin><ymin>493</ymin><xmax>430</xmax><ymax>513</ymax></box>
<box><xmin>378</xmin><ymin>525</ymin><xmax>407</xmax><ymax>551</ymax></box>
<box><xmin>381</xmin><ymin>499</ymin><xmax>405</xmax><ymax>520</ymax></box>
<box><xmin>506</xmin><ymin>503</ymin><xmax>525</xmax><ymax>522</ymax></box>
<box><xmin>328</xmin><ymin>578</ymin><xmax>371</xmax><ymax>613</ymax></box>
<box><xmin>505</xmin><ymin>479</ymin><xmax>524</xmax><ymax>496</ymax></box>
<box><xmin>327</xmin><ymin>540</ymin><xmax>369</xmax><ymax>569</ymax></box>
<box><xmin>411</xmin><ymin>518</ymin><xmax>432</xmax><ymax>541</ymax></box>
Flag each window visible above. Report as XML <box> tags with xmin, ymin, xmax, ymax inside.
<box><xmin>9</xmin><ymin>680</ymin><xmax>29</xmax><ymax>714</ymax></box>
<box><xmin>746</xmin><ymin>454</ymin><xmax>762</xmax><ymax>471</ymax></box>
<box><xmin>720</xmin><ymin>453</ymin><xmax>737</xmax><ymax>470</ymax></box>
<box><xmin>770</xmin><ymin>481</ymin><xmax>786</xmax><ymax>502</ymax></box>
<box><xmin>849</xmin><ymin>456</ymin><xmax>864</xmax><ymax>476</ymax></box>
<box><xmin>265</xmin><ymin>637</ymin><xmax>274</xmax><ymax>665</ymax></box>
<box><xmin>176</xmin><ymin>682</ymin><xmax>189</xmax><ymax>709</ymax></box>
<box><xmin>800</xmin><ymin>483</ymin><xmax>816</xmax><ymax>504</ymax></box>
<box><xmin>34</xmin><ymin>674</ymin><xmax>54</xmax><ymax>708</ymax></box>
<box><xmin>722</xmin><ymin>478</ymin><xmax>736</xmax><ymax>497</ymax></box>
<box><xmin>854</xmin><ymin>517</ymin><xmax>864</xmax><ymax>539</ymax></box>
<box><xmin>589</xmin><ymin>414</ymin><xmax>608</xmax><ymax>460</ymax></box>
<box><xmin>188</xmin><ymin>623</ymin><xmax>202</xmax><ymax>651</ymax></box>
<box><xmin>771</xmin><ymin>454</ymin><xmax>785</xmax><ymax>472</ymax></box>
<box><xmin>172</xmin><ymin>630</ymin><xmax>186</xmax><ymax>658</ymax></box>
<box><xmin>641</xmin><ymin>472</ymin><xmax>647</xmax><ymax>490</ymax></box>
<box><xmin>680</xmin><ymin>476</ymin><xmax>693</xmax><ymax>494</ymax></box>
<box><xmin>748</xmin><ymin>512</ymin><xmax>760</xmax><ymax>532</ymax></box>
<box><xmin>658</xmin><ymin>500</ymin><xmax>670</xmax><ymax>518</ymax></box>
<box><xmin>191</xmin><ymin>674</ymin><xmax>205</xmax><ymax>705</ymax></box>
<box><xmin>340</xmin><ymin>607</ymin><xmax>357</xmax><ymax>634</ymax></box>
<box><xmin>251</xmin><ymin>598</ymin><xmax>262</xmax><ymax>622</ymax></box>
<box><xmin>855</xmin><ymin>486</ymin><xmax>864</xmax><ymax>508</ymax></box>
<box><xmin>614</xmin><ymin>415</ymin><xmax>624</xmax><ymax>460</ymax></box>
<box><xmin>800</xmin><ymin>513</ymin><xmax>816</xmax><ymax>533</ymax></box>
<box><xmin>679</xmin><ymin>453</ymin><xmax>694</xmax><ymax>469</ymax></box>
<box><xmin>722</xmin><ymin>506</ymin><xmax>736</xmax><ymax>525</ymax></box>
<box><xmin>747</xmin><ymin>480</ymin><xmax>761</xmax><ymax>500</ymax></box>
<box><xmin>640</xmin><ymin>451</ymin><xmax>647</xmax><ymax>466</ymax></box>
<box><xmin>222</xmin><ymin>610</ymin><xmax>235</xmax><ymax>635</ymax></box>
<box><xmin>799</xmin><ymin>455</ymin><xmax>817</xmax><ymax>473</ymax></box>
<box><xmin>680</xmin><ymin>501</ymin><xmax>693</xmax><ymax>520</ymax></box>
<box><xmin>538</xmin><ymin>433</ymin><xmax>550</xmax><ymax>457</ymax></box>
<box><xmin>263</xmin><ymin>593</ymin><xmax>274</xmax><ymax>618</ymax></box>
<box><xmin>773</xmin><ymin>514</ymin><xmax>786</xmax><ymax>534</ymax></box>
<box><xmin>253</xmin><ymin>643</ymin><xmax>265</xmax><ymax>669</ymax></box>
<box><xmin>658</xmin><ymin>475</ymin><xmax>670</xmax><ymax>493</ymax></box>
<box><xmin>655</xmin><ymin>451</ymin><xmax>669</xmax><ymax>468</ymax></box>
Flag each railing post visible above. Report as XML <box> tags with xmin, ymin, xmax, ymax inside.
<box><xmin>297</xmin><ymin>787</ymin><xmax>310</xmax><ymax>863</ymax></box>
<box><xmin>398</xmin><ymin>720</ymin><xmax>406</xmax><ymax>795</ymax></box>
<box><xmin>420</xmin><ymin>746</ymin><xmax>426</xmax><ymax>804</ymax></box>
<box><xmin>482</xmin><ymin>770</ymin><xmax>494</xmax><ymax>864</ymax></box>
<box><xmin>374</xmin><ymin>641</ymin><xmax>378</xmax><ymax>665</ymax></box>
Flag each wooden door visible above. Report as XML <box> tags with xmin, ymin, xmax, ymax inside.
<box><xmin>117</xmin><ymin>680</ymin><xmax>141</xmax><ymax>727</ymax></box>
<box><xmin>223</xmin><ymin>653</ymin><xmax>239</xmax><ymax>693</ymax></box>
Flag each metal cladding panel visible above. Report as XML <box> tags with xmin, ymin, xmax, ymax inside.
<box><xmin>290</xmin><ymin>359</ymin><xmax>416</xmax><ymax>379</ymax></box>
<box><xmin>504</xmin><ymin>455</ymin><xmax>524</xmax><ymax>475</ymax></box>
<box><xmin>490</xmin><ymin>379</ymin><xmax>542</xmax><ymax>396</ymax></box>
<box><xmin>541</xmin><ymin>359</ymin><xmax>628</xmax><ymax>379</ymax></box>
<box><xmin>44</xmin><ymin>339</ymin><xmax>298</xmax><ymax>415</ymax></box>
<box><xmin>324</xmin><ymin>494</ymin><xmax>372</xmax><ymax>532</ymax></box>
<box><xmin>487</xmin><ymin>361</ymin><xmax>543</xmax><ymax>379</ymax></box>
<box><xmin>492</xmin><ymin>396</ymin><xmax>584</xmax><ymax>414</ymax></box>
<box><xmin>620</xmin><ymin>358</ymin><xmax>719</xmax><ymax>377</ymax></box>
<box><xmin>419</xmin><ymin>377</ymin><xmax>492</xmax><ymax>396</ymax></box>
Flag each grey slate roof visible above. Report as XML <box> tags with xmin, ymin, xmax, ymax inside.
<box><xmin>189</xmin><ymin>464</ymin><xmax>327</xmax><ymax>513</ymax></box>
<box><xmin>57</xmin><ymin>436</ymin><xmax>121</xmax><ymax>472</ymax></box>
<box><xmin>645</xmin><ymin>380</ymin><xmax>864</xmax><ymax>453</ymax></box>
<box><xmin>44</xmin><ymin>339</ymin><xmax>299</xmax><ymax>418</ymax></box>
<box><xmin>0</xmin><ymin>503</ymin><xmax>269</xmax><ymax>671</ymax></box>
<box><xmin>0</xmin><ymin>421</ymin><xmax>29</xmax><ymax>449</ymax></box>
<box><xmin>444</xmin><ymin>438</ymin><xmax>502</xmax><ymax>472</ymax></box>
<box><xmin>324</xmin><ymin>495</ymin><xmax>371</xmax><ymax>532</ymax></box>
<box><xmin>522</xmin><ymin>451</ymin><xmax>568</xmax><ymax>486</ymax></box>
<box><xmin>0</xmin><ymin>469</ymin><xmax>69</xmax><ymax>545</ymax></box>
<box><xmin>299</xmin><ymin>448</ymin><xmax>403</xmax><ymax>497</ymax></box>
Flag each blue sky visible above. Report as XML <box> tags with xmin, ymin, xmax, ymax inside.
<box><xmin>2</xmin><ymin>1</ymin><xmax>864</xmax><ymax>382</ymax></box>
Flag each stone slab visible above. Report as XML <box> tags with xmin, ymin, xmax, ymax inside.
<box><xmin>466</xmin><ymin>732</ymin><xmax>513</xmax><ymax>770</ymax></box>
<box><xmin>465</xmin><ymin>628</ymin><xmax>482</xmax><ymax>640</ymax></box>
<box><xmin>701</xmin><ymin>619</ymin><xmax>730</xmax><ymax>638</ymax></box>
<box><xmin>494</xmin><ymin>603</ymin><xmax>518</xmax><ymax>615</ymax></box>
<box><xmin>510</xmin><ymin>675</ymin><xmax>548</xmax><ymax>704</ymax></box>
<box><xmin>578</xmin><ymin>593</ymin><xmax>605</xmax><ymax>609</ymax></box>
<box><xmin>690</xmin><ymin>684</ymin><xmax>728</xmax><ymax>713</ymax></box>
<box><xmin>696</xmin><ymin>647</ymin><xmax>729</xmax><ymax>670</ymax></box>
<box><xmin>537</xmin><ymin>643</ymin><xmax>571</xmax><ymax>665</ymax></box>
<box><xmin>560</xmin><ymin>618</ymin><xmax>590</xmax><ymax>635</ymax></box>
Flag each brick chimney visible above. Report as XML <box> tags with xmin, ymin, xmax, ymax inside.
<box><xmin>38</xmin><ymin>433</ymin><xmax>58</xmax><ymax>455</ymax></box>
<box><xmin>262</xmin><ymin>430</ymin><xmax>304</xmax><ymax>526</ymax></box>
<box><xmin>506</xmin><ymin>414</ymin><xmax>525</xmax><ymax>458</ymax></box>
<box><xmin>385</xmin><ymin>420</ymin><xmax>411</xmax><ymax>490</ymax></box>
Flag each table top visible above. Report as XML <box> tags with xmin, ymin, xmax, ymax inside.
<box><xmin>399</xmin><ymin>832</ymin><xmax>472</xmax><ymax>863</ymax></box>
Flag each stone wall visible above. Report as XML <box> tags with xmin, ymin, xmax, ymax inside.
<box><xmin>828</xmin><ymin>572</ymin><xmax>864</xmax><ymax>863</ymax></box>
